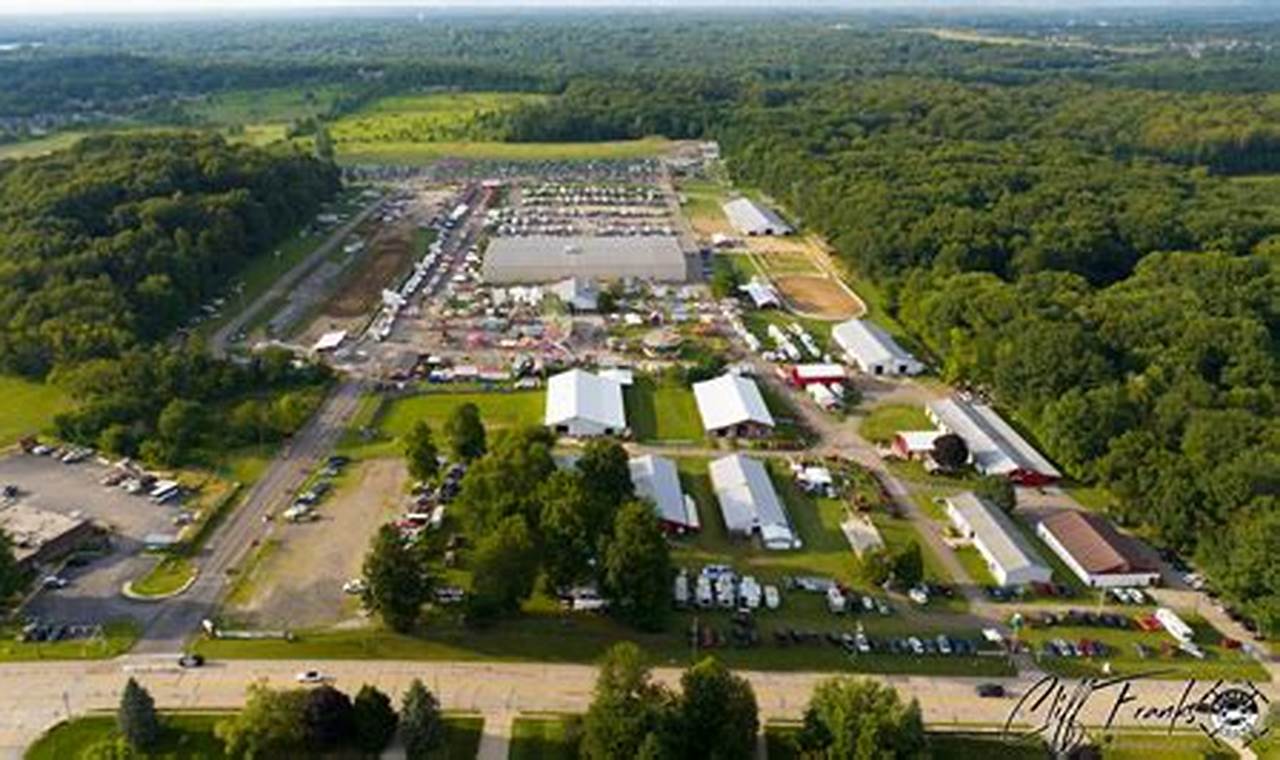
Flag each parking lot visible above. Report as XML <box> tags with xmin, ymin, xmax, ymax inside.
<box><xmin>0</xmin><ymin>452</ymin><xmax>184</xmax><ymax>629</ymax></box>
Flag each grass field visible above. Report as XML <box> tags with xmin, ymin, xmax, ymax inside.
<box><xmin>0</xmin><ymin>375</ymin><xmax>74</xmax><ymax>448</ymax></box>
<box><xmin>331</xmin><ymin>91</ymin><xmax>545</xmax><ymax>144</ymax></box>
<box><xmin>625</xmin><ymin>377</ymin><xmax>703</xmax><ymax>443</ymax></box>
<box><xmin>26</xmin><ymin>713</ymin><xmax>226</xmax><ymax>760</ymax></box>
<box><xmin>858</xmin><ymin>403</ymin><xmax>931</xmax><ymax>444</ymax></box>
<box><xmin>184</xmin><ymin>85</ymin><xmax>349</xmax><ymax>127</ymax></box>
<box><xmin>26</xmin><ymin>712</ymin><xmax>484</xmax><ymax>760</ymax></box>
<box><xmin>128</xmin><ymin>556</ymin><xmax>196</xmax><ymax>597</ymax></box>
<box><xmin>509</xmin><ymin>715</ymin><xmax>580</xmax><ymax>760</ymax></box>
<box><xmin>336</xmin><ymin>137</ymin><xmax>672</xmax><ymax>165</ymax></box>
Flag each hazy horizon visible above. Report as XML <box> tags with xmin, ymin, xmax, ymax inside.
<box><xmin>0</xmin><ymin>0</ymin><xmax>1270</xmax><ymax>19</ymax></box>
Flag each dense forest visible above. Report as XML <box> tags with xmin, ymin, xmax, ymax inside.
<box><xmin>0</xmin><ymin>134</ymin><xmax>339</xmax><ymax>464</ymax></box>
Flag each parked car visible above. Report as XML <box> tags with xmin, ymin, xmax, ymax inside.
<box><xmin>296</xmin><ymin>670</ymin><xmax>328</xmax><ymax>684</ymax></box>
<box><xmin>178</xmin><ymin>654</ymin><xmax>205</xmax><ymax>668</ymax></box>
<box><xmin>976</xmin><ymin>683</ymin><xmax>1006</xmax><ymax>698</ymax></box>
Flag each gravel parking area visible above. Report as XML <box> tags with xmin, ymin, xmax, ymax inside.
<box><xmin>0</xmin><ymin>453</ymin><xmax>184</xmax><ymax>627</ymax></box>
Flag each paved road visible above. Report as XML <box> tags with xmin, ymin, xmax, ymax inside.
<box><xmin>2</xmin><ymin>656</ymin><xmax>1272</xmax><ymax>758</ymax></box>
<box><xmin>209</xmin><ymin>201</ymin><xmax>382</xmax><ymax>358</ymax></box>
<box><xmin>134</xmin><ymin>380</ymin><xmax>365</xmax><ymax>653</ymax></box>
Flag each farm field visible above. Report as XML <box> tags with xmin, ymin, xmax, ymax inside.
<box><xmin>183</xmin><ymin>85</ymin><xmax>349</xmax><ymax>126</ymax></box>
<box><xmin>335</xmin><ymin>137</ymin><xmax>674</xmax><ymax>165</ymax></box>
<box><xmin>330</xmin><ymin>91</ymin><xmax>546</xmax><ymax>144</ymax></box>
<box><xmin>0</xmin><ymin>375</ymin><xmax>74</xmax><ymax>448</ymax></box>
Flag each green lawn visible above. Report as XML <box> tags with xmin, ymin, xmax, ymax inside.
<box><xmin>27</xmin><ymin>713</ymin><xmax>226</xmax><ymax>760</ymax></box>
<box><xmin>0</xmin><ymin>620</ymin><xmax>138</xmax><ymax>662</ymax></box>
<box><xmin>331</xmin><ymin>92</ymin><xmax>546</xmax><ymax>144</ymax></box>
<box><xmin>336</xmin><ymin>138</ymin><xmax>672</xmax><ymax>165</ymax></box>
<box><xmin>380</xmin><ymin>389</ymin><xmax>543</xmax><ymax>443</ymax></box>
<box><xmin>0</xmin><ymin>375</ymin><xmax>75</xmax><ymax>447</ymax></box>
<box><xmin>128</xmin><ymin>556</ymin><xmax>196</xmax><ymax>597</ymax></box>
<box><xmin>954</xmin><ymin>546</ymin><xmax>998</xmax><ymax>587</ymax></box>
<box><xmin>625</xmin><ymin>377</ymin><xmax>703</xmax><ymax>443</ymax></box>
<box><xmin>857</xmin><ymin>403</ymin><xmax>931</xmax><ymax>444</ymax></box>
<box><xmin>508</xmin><ymin>715</ymin><xmax>580</xmax><ymax>760</ymax></box>
<box><xmin>184</xmin><ymin>85</ymin><xmax>350</xmax><ymax>126</ymax></box>
<box><xmin>435</xmin><ymin>715</ymin><xmax>486</xmax><ymax>760</ymax></box>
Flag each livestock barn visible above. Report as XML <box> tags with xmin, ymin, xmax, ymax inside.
<box><xmin>544</xmin><ymin>369</ymin><xmax>626</xmax><ymax>437</ymax></box>
<box><xmin>722</xmin><ymin>198</ymin><xmax>794</xmax><ymax>236</ymax></box>
<box><xmin>1037</xmin><ymin>511</ymin><xmax>1161</xmax><ymax>588</ymax></box>
<box><xmin>926</xmin><ymin>398</ymin><xmax>1062</xmax><ymax>486</ymax></box>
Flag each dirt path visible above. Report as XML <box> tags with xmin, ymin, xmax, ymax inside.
<box><xmin>232</xmin><ymin>458</ymin><xmax>406</xmax><ymax>630</ymax></box>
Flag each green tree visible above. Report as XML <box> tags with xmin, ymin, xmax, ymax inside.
<box><xmin>973</xmin><ymin>476</ymin><xmax>1016</xmax><ymax>514</ymax></box>
<box><xmin>455</xmin><ymin>426</ymin><xmax>557</xmax><ymax>533</ymax></box>
<box><xmin>352</xmin><ymin>685</ymin><xmax>399</xmax><ymax>755</ymax></box>
<box><xmin>930</xmin><ymin>433</ymin><xmax>968</xmax><ymax>471</ymax></box>
<box><xmin>117</xmin><ymin>678</ymin><xmax>160</xmax><ymax>751</ymax></box>
<box><xmin>303</xmin><ymin>685</ymin><xmax>354</xmax><ymax>750</ymax></box>
<box><xmin>404</xmin><ymin>420</ymin><xmax>440</xmax><ymax>484</ymax></box>
<box><xmin>796</xmin><ymin>677</ymin><xmax>927</xmax><ymax>760</ymax></box>
<box><xmin>576</xmin><ymin>438</ymin><xmax>635</xmax><ymax>537</ymax></box>
<box><xmin>602</xmin><ymin>501</ymin><xmax>672</xmax><ymax>631</ymax></box>
<box><xmin>443</xmin><ymin>402</ymin><xmax>487</xmax><ymax>462</ymax></box>
<box><xmin>539</xmin><ymin>471</ymin><xmax>595</xmax><ymax>591</ymax></box>
<box><xmin>217</xmin><ymin>683</ymin><xmax>309</xmax><ymax>759</ymax></box>
<box><xmin>157</xmin><ymin>398</ymin><xmax>204</xmax><ymax>459</ymax></box>
<box><xmin>314</xmin><ymin>128</ymin><xmax>335</xmax><ymax>162</ymax></box>
<box><xmin>890</xmin><ymin>541</ymin><xmax>924</xmax><ymax>588</ymax></box>
<box><xmin>580</xmin><ymin>643</ymin><xmax>675</xmax><ymax>760</ymax></box>
<box><xmin>400</xmin><ymin>679</ymin><xmax>444</xmax><ymax>760</ymax></box>
<box><xmin>0</xmin><ymin>531</ymin><xmax>23</xmax><ymax>601</ymax></box>
<box><xmin>676</xmin><ymin>657</ymin><xmax>759</xmax><ymax>760</ymax></box>
<box><xmin>361</xmin><ymin>524</ymin><xmax>431</xmax><ymax>633</ymax></box>
<box><xmin>467</xmin><ymin>514</ymin><xmax>540</xmax><ymax>623</ymax></box>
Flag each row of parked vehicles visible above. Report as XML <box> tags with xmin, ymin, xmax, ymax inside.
<box><xmin>281</xmin><ymin>455</ymin><xmax>348</xmax><ymax>523</ymax></box>
<box><xmin>675</xmin><ymin>566</ymin><xmax>780</xmax><ymax>611</ymax></box>
<box><xmin>17</xmin><ymin>620</ymin><xmax>102</xmax><ymax>643</ymax></box>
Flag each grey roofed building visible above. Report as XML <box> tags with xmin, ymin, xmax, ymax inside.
<box><xmin>927</xmin><ymin>398</ymin><xmax>1062</xmax><ymax>485</ymax></box>
<box><xmin>548</xmin><ymin>276</ymin><xmax>599</xmax><ymax>312</ymax></box>
<box><xmin>693</xmin><ymin>373</ymin><xmax>775</xmax><ymax>434</ymax></box>
<box><xmin>722</xmin><ymin>198</ymin><xmax>793</xmax><ymax>236</ymax></box>
<box><xmin>0</xmin><ymin>503</ymin><xmax>95</xmax><ymax>571</ymax></box>
<box><xmin>708</xmin><ymin>454</ymin><xmax>795</xmax><ymax>550</ymax></box>
<box><xmin>831</xmin><ymin>319</ymin><xmax>923</xmax><ymax>376</ymax></box>
<box><xmin>944</xmin><ymin>492</ymin><xmax>1051</xmax><ymax>587</ymax></box>
<box><xmin>629</xmin><ymin>454</ymin><xmax>700</xmax><ymax>532</ymax></box>
<box><xmin>482</xmin><ymin>236</ymin><xmax>688</xmax><ymax>284</ymax></box>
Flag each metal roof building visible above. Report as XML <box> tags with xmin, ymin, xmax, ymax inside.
<box><xmin>831</xmin><ymin>319</ymin><xmax>923</xmax><ymax>376</ymax></box>
<box><xmin>693</xmin><ymin>373</ymin><xmax>775</xmax><ymax>435</ymax></box>
<box><xmin>945</xmin><ymin>493</ymin><xmax>1051</xmax><ymax>587</ymax></box>
<box><xmin>708</xmin><ymin>454</ymin><xmax>796</xmax><ymax>550</ymax></box>
<box><xmin>548</xmin><ymin>277</ymin><xmax>599</xmax><ymax>312</ymax></box>
<box><xmin>545</xmin><ymin>369</ymin><xmax>626</xmax><ymax>437</ymax></box>
<box><xmin>927</xmin><ymin>398</ymin><xmax>1062</xmax><ymax>485</ymax></box>
<box><xmin>482</xmin><ymin>236</ymin><xmax>688</xmax><ymax>284</ymax></box>
<box><xmin>722</xmin><ymin>198</ymin><xmax>793</xmax><ymax>236</ymax></box>
<box><xmin>629</xmin><ymin>455</ymin><xmax>700</xmax><ymax>533</ymax></box>
<box><xmin>1037</xmin><ymin>511</ymin><xmax>1160</xmax><ymax>588</ymax></box>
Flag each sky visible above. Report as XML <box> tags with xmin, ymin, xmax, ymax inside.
<box><xmin>0</xmin><ymin>0</ymin><xmax>1258</xmax><ymax>16</ymax></box>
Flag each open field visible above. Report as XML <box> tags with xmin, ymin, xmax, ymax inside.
<box><xmin>336</xmin><ymin>137</ymin><xmax>673</xmax><ymax>165</ymax></box>
<box><xmin>183</xmin><ymin>85</ymin><xmax>349</xmax><ymax>126</ymax></box>
<box><xmin>678</xmin><ymin>179</ymin><xmax>733</xmax><ymax>236</ymax></box>
<box><xmin>0</xmin><ymin>375</ymin><xmax>74</xmax><ymax>447</ymax></box>
<box><xmin>381</xmin><ymin>391</ymin><xmax>544</xmax><ymax>441</ymax></box>
<box><xmin>331</xmin><ymin>91</ymin><xmax>545</xmax><ymax>144</ymax></box>
<box><xmin>774</xmin><ymin>275</ymin><xmax>863</xmax><ymax>320</ymax></box>
<box><xmin>625</xmin><ymin>377</ymin><xmax>703</xmax><ymax>443</ymax></box>
<box><xmin>757</xmin><ymin>250</ymin><xmax>823</xmax><ymax>276</ymax></box>
<box><xmin>857</xmin><ymin>403</ymin><xmax>931</xmax><ymax>444</ymax></box>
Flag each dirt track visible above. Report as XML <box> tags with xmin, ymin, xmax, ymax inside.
<box><xmin>775</xmin><ymin>275</ymin><xmax>863</xmax><ymax>319</ymax></box>
<box><xmin>230</xmin><ymin>458</ymin><xmax>406</xmax><ymax>629</ymax></box>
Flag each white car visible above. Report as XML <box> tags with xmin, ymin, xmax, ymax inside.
<box><xmin>342</xmin><ymin>579</ymin><xmax>366</xmax><ymax>595</ymax></box>
<box><xmin>42</xmin><ymin>575</ymin><xmax>69</xmax><ymax>590</ymax></box>
<box><xmin>763</xmin><ymin>585</ymin><xmax>781</xmax><ymax>610</ymax></box>
<box><xmin>296</xmin><ymin>670</ymin><xmax>327</xmax><ymax>684</ymax></box>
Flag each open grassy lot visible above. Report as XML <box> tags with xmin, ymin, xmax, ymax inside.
<box><xmin>184</xmin><ymin>85</ymin><xmax>349</xmax><ymax>126</ymax></box>
<box><xmin>0</xmin><ymin>620</ymin><xmax>139</xmax><ymax>663</ymax></box>
<box><xmin>128</xmin><ymin>555</ymin><xmax>196</xmax><ymax>597</ymax></box>
<box><xmin>27</xmin><ymin>713</ymin><xmax>226</xmax><ymax>760</ymax></box>
<box><xmin>331</xmin><ymin>92</ymin><xmax>545</xmax><ymax>143</ymax></box>
<box><xmin>509</xmin><ymin>715</ymin><xmax>580</xmax><ymax>760</ymax></box>
<box><xmin>858</xmin><ymin>403</ymin><xmax>931</xmax><ymax>444</ymax></box>
<box><xmin>0</xmin><ymin>375</ymin><xmax>74</xmax><ymax>447</ymax></box>
<box><xmin>336</xmin><ymin>137</ymin><xmax>672</xmax><ymax>165</ymax></box>
<box><xmin>679</xmin><ymin>178</ymin><xmax>733</xmax><ymax>236</ymax></box>
<box><xmin>382</xmin><ymin>391</ymin><xmax>544</xmax><ymax>436</ymax></box>
<box><xmin>625</xmin><ymin>376</ymin><xmax>703</xmax><ymax>443</ymax></box>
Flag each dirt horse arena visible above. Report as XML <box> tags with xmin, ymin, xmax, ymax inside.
<box><xmin>775</xmin><ymin>275</ymin><xmax>864</xmax><ymax>319</ymax></box>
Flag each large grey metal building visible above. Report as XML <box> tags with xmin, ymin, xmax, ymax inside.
<box><xmin>482</xmin><ymin>236</ymin><xmax>688</xmax><ymax>283</ymax></box>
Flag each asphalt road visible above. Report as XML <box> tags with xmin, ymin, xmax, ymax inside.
<box><xmin>133</xmin><ymin>380</ymin><xmax>365</xmax><ymax>653</ymax></box>
<box><xmin>1</xmin><ymin>656</ymin><xmax>1271</xmax><ymax>758</ymax></box>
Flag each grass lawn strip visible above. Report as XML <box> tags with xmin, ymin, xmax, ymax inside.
<box><xmin>0</xmin><ymin>620</ymin><xmax>139</xmax><ymax>663</ymax></box>
<box><xmin>0</xmin><ymin>375</ymin><xmax>75</xmax><ymax>448</ymax></box>
<box><xmin>127</xmin><ymin>555</ymin><xmax>196</xmax><ymax>598</ymax></box>
<box><xmin>625</xmin><ymin>376</ymin><xmax>703</xmax><ymax>444</ymax></box>
<box><xmin>509</xmin><ymin>715</ymin><xmax>580</xmax><ymax>760</ymax></box>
